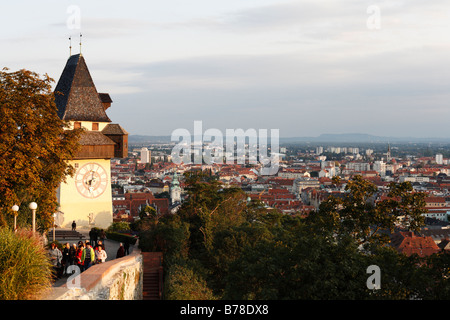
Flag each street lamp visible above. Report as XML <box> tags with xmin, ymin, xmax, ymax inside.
<box><xmin>11</xmin><ymin>205</ymin><xmax>19</xmax><ymax>232</ymax></box>
<box><xmin>29</xmin><ymin>202</ymin><xmax>37</xmax><ymax>233</ymax></box>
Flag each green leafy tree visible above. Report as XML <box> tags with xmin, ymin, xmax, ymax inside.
<box><xmin>417</xmin><ymin>251</ymin><xmax>450</xmax><ymax>299</ymax></box>
<box><xmin>140</xmin><ymin>173</ymin><xmax>444</xmax><ymax>300</ymax></box>
<box><xmin>139</xmin><ymin>214</ymin><xmax>190</xmax><ymax>264</ymax></box>
<box><xmin>305</xmin><ymin>175</ymin><xmax>426</xmax><ymax>249</ymax></box>
<box><xmin>131</xmin><ymin>205</ymin><xmax>159</xmax><ymax>232</ymax></box>
<box><xmin>164</xmin><ymin>263</ymin><xmax>217</xmax><ymax>300</ymax></box>
<box><xmin>177</xmin><ymin>172</ymin><xmax>249</xmax><ymax>260</ymax></box>
<box><xmin>0</xmin><ymin>68</ymin><xmax>81</xmax><ymax>231</ymax></box>
<box><xmin>363</xmin><ymin>246</ymin><xmax>428</xmax><ymax>300</ymax></box>
<box><xmin>216</xmin><ymin>176</ymin><xmax>430</xmax><ymax>299</ymax></box>
<box><xmin>139</xmin><ymin>205</ymin><xmax>157</xmax><ymax>220</ymax></box>
<box><xmin>224</xmin><ymin>229</ymin><xmax>369</xmax><ymax>299</ymax></box>
<box><xmin>208</xmin><ymin>221</ymin><xmax>275</xmax><ymax>296</ymax></box>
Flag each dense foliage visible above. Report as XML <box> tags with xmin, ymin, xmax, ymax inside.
<box><xmin>0</xmin><ymin>68</ymin><xmax>82</xmax><ymax>231</ymax></box>
<box><xmin>137</xmin><ymin>172</ymin><xmax>450</xmax><ymax>300</ymax></box>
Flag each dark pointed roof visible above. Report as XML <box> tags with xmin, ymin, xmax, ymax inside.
<box><xmin>102</xmin><ymin>123</ymin><xmax>129</xmax><ymax>135</ymax></box>
<box><xmin>54</xmin><ymin>54</ymin><xmax>111</xmax><ymax>122</ymax></box>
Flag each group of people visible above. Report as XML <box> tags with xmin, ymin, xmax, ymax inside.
<box><xmin>48</xmin><ymin>239</ymin><xmax>108</xmax><ymax>280</ymax></box>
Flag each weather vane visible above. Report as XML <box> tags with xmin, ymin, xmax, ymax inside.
<box><xmin>69</xmin><ymin>36</ymin><xmax>72</xmax><ymax>56</ymax></box>
<box><xmin>79</xmin><ymin>33</ymin><xmax>82</xmax><ymax>54</ymax></box>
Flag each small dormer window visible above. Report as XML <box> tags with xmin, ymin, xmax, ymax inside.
<box><xmin>92</xmin><ymin>123</ymin><xmax>99</xmax><ymax>131</ymax></box>
<box><xmin>74</xmin><ymin>122</ymin><xmax>81</xmax><ymax>129</ymax></box>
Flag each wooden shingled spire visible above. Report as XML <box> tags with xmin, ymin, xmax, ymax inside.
<box><xmin>54</xmin><ymin>54</ymin><xmax>112</xmax><ymax>123</ymax></box>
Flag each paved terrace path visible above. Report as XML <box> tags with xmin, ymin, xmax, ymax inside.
<box><xmin>50</xmin><ymin>228</ymin><xmax>136</xmax><ymax>287</ymax></box>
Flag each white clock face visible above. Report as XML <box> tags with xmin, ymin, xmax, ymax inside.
<box><xmin>75</xmin><ymin>162</ymin><xmax>108</xmax><ymax>199</ymax></box>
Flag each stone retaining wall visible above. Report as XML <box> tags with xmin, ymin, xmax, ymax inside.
<box><xmin>41</xmin><ymin>248</ymin><xmax>143</xmax><ymax>300</ymax></box>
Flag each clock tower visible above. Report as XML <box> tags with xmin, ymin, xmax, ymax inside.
<box><xmin>54</xmin><ymin>53</ymin><xmax>128</xmax><ymax>229</ymax></box>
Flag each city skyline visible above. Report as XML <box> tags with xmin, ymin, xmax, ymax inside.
<box><xmin>2</xmin><ymin>1</ymin><xmax>450</xmax><ymax>138</ymax></box>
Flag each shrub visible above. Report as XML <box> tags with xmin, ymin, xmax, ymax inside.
<box><xmin>0</xmin><ymin>227</ymin><xmax>53</xmax><ymax>300</ymax></box>
<box><xmin>107</xmin><ymin>222</ymin><xmax>130</xmax><ymax>233</ymax></box>
<box><xmin>105</xmin><ymin>231</ymin><xmax>137</xmax><ymax>245</ymax></box>
<box><xmin>164</xmin><ymin>263</ymin><xmax>217</xmax><ymax>300</ymax></box>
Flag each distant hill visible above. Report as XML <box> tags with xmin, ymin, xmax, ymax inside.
<box><xmin>280</xmin><ymin>133</ymin><xmax>450</xmax><ymax>144</ymax></box>
<box><xmin>128</xmin><ymin>133</ymin><xmax>450</xmax><ymax>144</ymax></box>
<box><xmin>129</xmin><ymin>135</ymin><xmax>172</xmax><ymax>143</ymax></box>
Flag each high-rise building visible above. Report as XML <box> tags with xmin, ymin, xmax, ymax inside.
<box><xmin>141</xmin><ymin>147</ymin><xmax>151</xmax><ymax>164</ymax></box>
<box><xmin>373</xmin><ymin>160</ymin><xmax>386</xmax><ymax>176</ymax></box>
<box><xmin>316</xmin><ymin>146</ymin><xmax>323</xmax><ymax>155</ymax></box>
<box><xmin>436</xmin><ymin>153</ymin><xmax>444</xmax><ymax>165</ymax></box>
<box><xmin>346</xmin><ymin>162</ymin><xmax>371</xmax><ymax>172</ymax></box>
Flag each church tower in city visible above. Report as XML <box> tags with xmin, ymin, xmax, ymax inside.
<box><xmin>54</xmin><ymin>53</ymin><xmax>128</xmax><ymax>229</ymax></box>
<box><xmin>170</xmin><ymin>172</ymin><xmax>182</xmax><ymax>205</ymax></box>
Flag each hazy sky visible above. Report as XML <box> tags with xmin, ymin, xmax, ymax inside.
<box><xmin>2</xmin><ymin>0</ymin><xmax>450</xmax><ymax>138</ymax></box>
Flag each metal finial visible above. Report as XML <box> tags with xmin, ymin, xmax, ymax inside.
<box><xmin>69</xmin><ymin>36</ymin><xmax>72</xmax><ymax>56</ymax></box>
<box><xmin>79</xmin><ymin>33</ymin><xmax>82</xmax><ymax>54</ymax></box>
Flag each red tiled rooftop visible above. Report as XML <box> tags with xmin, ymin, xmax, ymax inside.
<box><xmin>390</xmin><ymin>231</ymin><xmax>440</xmax><ymax>257</ymax></box>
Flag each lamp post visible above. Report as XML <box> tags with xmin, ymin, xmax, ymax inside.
<box><xmin>11</xmin><ymin>205</ymin><xmax>19</xmax><ymax>232</ymax></box>
<box><xmin>29</xmin><ymin>202</ymin><xmax>37</xmax><ymax>233</ymax></box>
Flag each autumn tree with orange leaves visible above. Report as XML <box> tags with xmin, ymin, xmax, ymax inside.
<box><xmin>0</xmin><ymin>68</ymin><xmax>82</xmax><ymax>232</ymax></box>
